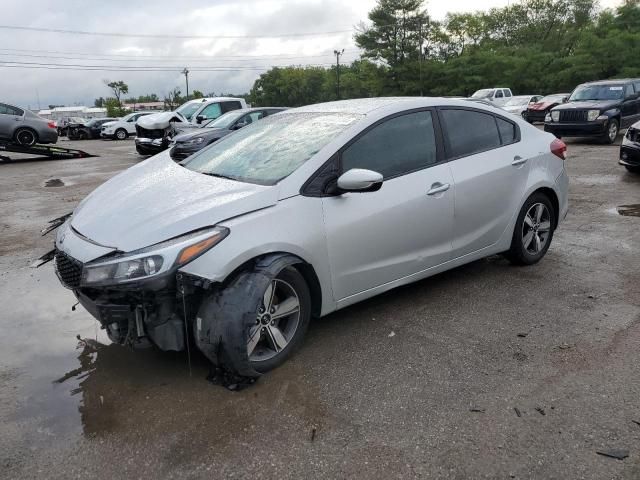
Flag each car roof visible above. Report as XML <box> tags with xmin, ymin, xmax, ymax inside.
<box><xmin>581</xmin><ymin>79</ymin><xmax>638</xmax><ymax>86</ymax></box>
<box><xmin>289</xmin><ymin>97</ymin><xmax>509</xmax><ymax>117</ymax></box>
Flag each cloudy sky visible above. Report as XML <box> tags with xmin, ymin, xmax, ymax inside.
<box><xmin>0</xmin><ymin>0</ymin><xmax>623</xmax><ymax>110</ymax></box>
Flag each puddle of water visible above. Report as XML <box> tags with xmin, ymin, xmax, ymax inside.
<box><xmin>617</xmin><ymin>204</ymin><xmax>640</xmax><ymax>217</ymax></box>
<box><xmin>44</xmin><ymin>178</ymin><xmax>65</xmax><ymax>187</ymax></box>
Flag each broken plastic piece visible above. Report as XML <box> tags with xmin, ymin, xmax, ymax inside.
<box><xmin>31</xmin><ymin>249</ymin><xmax>55</xmax><ymax>268</ymax></box>
<box><xmin>596</xmin><ymin>449</ymin><xmax>629</xmax><ymax>460</ymax></box>
<box><xmin>41</xmin><ymin>212</ymin><xmax>72</xmax><ymax>236</ymax></box>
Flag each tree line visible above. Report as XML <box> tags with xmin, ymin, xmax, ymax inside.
<box><xmin>248</xmin><ymin>0</ymin><xmax>640</xmax><ymax>107</ymax></box>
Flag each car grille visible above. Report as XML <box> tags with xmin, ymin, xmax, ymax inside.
<box><xmin>559</xmin><ymin>110</ymin><xmax>587</xmax><ymax>122</ymax></box>
<box><xmin>135</xmin><ymin>125</ymin><xmax>165</xmax><ymax>139</ymax></box>
<box><xmin>54</xmin><ymin>250</ymin><xmax>83</xmax><ymax>289</ymax></box>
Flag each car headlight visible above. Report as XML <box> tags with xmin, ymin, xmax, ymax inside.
<box><xmin>551</xmin><ymin>111</ymin><xmax>560</xmax><ymax>122</ymax></box>
<box><xmin>81</xmin><ymin>226</ymin><xmax>229</xmax><ymax>286</ymax></box>
<box><xmin>186</xmin><ymin>137</ymin><xmax>205</xmax><ymax>145</ymax></box>
<box><xmin>587</xmin><ymin>110</ymin><xmax>600</xmax><ymax>121</ymax></box>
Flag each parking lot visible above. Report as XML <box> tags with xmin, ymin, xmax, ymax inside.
<box><xmin>0</xmin><ymin>136</ymin><xmax>639</xmax><ymax>478</ymax></box>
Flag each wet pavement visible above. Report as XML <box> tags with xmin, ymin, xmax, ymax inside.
<box><xmin>1</xmin><ymin>137</ymin><xmax>640</xmax><ymax>479</ymax></box>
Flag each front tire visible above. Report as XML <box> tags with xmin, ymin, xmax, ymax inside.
<box><xmin>625</xmin><ymin>165</ymin><xmax>640</xmax><ymax>174</ymax></box>
<box><xmin>506</xmin><ymin>193</ymin><xmax>556</xmax><ymax>266</ymax></box>
<box><xmin>14</xmin><ymin>128</ymin><xmax>38</xmax><ymax>146</ymax></box>
<box><xmin>603</xmin><ymin>119</ymin><xmax>619</xmax><ymax>144</ymax></box>
<box><xmin>115</xmin><ymin>128</ymin><xmax>128</xmax><ymax>140</ymax></box>
<box><xmin>247</xmin><ymin>267</ymin><xmax>311</xmax><ymax>373</ymax></box>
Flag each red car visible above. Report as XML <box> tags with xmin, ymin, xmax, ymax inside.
<box><xmin>524</xmin><ymin>94</ymin><xmax>569</xmax><ymax>123</ymax></box>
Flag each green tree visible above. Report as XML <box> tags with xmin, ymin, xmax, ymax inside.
<box><xmin>192</xmin><ymin>90</ymin><xmax>204</xmax><ymax>99</ymax></box>
<box><xmin>104</xmin><ymin>80</ymin><xmax>129</xmax><ymax>108</ymax></box>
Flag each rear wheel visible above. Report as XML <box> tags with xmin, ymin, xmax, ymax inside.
<box><xmin>625</xmin><ymin>165</ymin><xmax>640</xmax><ymax>174</ymax></box>
<box><xmin>14</xmin><ymin>128</ymin><xmax>38</xmax><ymax>146</ymax></box>
<box><xmin>505</xmin><ymin>193</ymin><xmax>555</xmax><ymax>266</ymax></box>
<box><xmin>77</xmin><ymin>130</ymin><xmax>88</xmax><ymax>140</ymax></box>
<box><xmin>602</xmin><ymin>119</ymin><xmax>619</xmax><ymax>144</ymax></box>
<box><xmin>115</xmin><ymin>128</ymin><xmax>128</xmax><ymax>140</ymax></box>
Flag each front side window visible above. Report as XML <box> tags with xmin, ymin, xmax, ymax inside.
<box><xmin>341</xmin><ymin>111</ymin><xmax>437</xmax><ymax>179</ymax></box>
<box><xmin>183</xmin><ymin>112</ymin><xmax>361</xmax><ymax>185</ymax></box>
<box><xmin>199</xmin><ymin>103</ymin><xmax>222</xmax><ymax>120</ymax></box>
<box><xmin>440</xmin><ymin>109</ymin><xmax>501</xmax><ymax>158</ymax></box>
<box><xmin>495</xmin><ymin>90</ymin><xmax>504</xmax><ymax>98</ymax></box>
<box><xmin>503</xmin><ymin>89</ymin><xmax>512</xmax><ymax>97</ymax></box>
<box><xmin>0</xmin><ymin>103</ymin><xmax>22</xmax><ymax>116</ymax></box>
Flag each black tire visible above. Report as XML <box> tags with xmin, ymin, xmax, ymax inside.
<box><xmin>14</xmin><ymin>128</ymin><xmax>38</xmax><ymax>146</ymax></box>
<box><xmin>249</xmin><ymin>267</ymin><xmax>311</xmax><ymax>373</ymax></box>
<box><xmin>625</xmin><ymin>165</ymin><xmax>640</xmax><ymax>174</ymax></box>
<box><xmin>115</xmin><ymin>128</ymin><xmax>128</xmax><ymax>140</ymax></box>
<box><xmin>505</xmin><ymin>192</ymin><xmax>556</xmax><ymax>266</ymax></box>
<box><xmin>602</xmin><ymin>118</ymin><xmax>619</xmax><ymax>144</ymax></box>
<box><xmin>77</xmin><ymin>130</ymin><xmax>88</xmax><ymax>140</ymax></box>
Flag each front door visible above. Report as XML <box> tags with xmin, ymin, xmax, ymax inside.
<box><xmin>321</xmin><ymin>110</ymin><xmax>454</xmax><ymax>300</ymax></box>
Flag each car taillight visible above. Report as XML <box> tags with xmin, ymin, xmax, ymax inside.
<box><xmin>550</xmin><ymin>138</ymin><xmax>567</xmax><ymax>160</ymax></box>
<box><xmin>48</xmin><ymin>121</ymin><xmax>56</xmax><ymax>129</ymax></box>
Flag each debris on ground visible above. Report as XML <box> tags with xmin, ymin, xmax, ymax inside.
<box><xmin>514</xmin><ymin>407</ymin><xmax>522</xmax><ymax>417</ymax></box>
<box><xmin>44</xmin><ymin>178</ymin><xmax>65</xmax><ymax>187</ymax></box>
<box><xmin>207</xmin><ymin>366</ymin><xmax>257</xmax><ymax>391</ymax></box>
<box><xmin>535</xmin><ymin>407</ymin><xmax>546</xmax><ymax>416</ymax></box>
<box><xmin>631</xmin><ymin>420</ymin><xmax>640</xmax><ymax>427</ymax></box>
<box><xmin>556</xmin><ymin>343</ymin><xmax>574</xmax><ymax>350</ymax></box>
<box><xmin>388</xmin><ymin>331</ymin><xmax>396</xmax><ymax>338</ymax></box>
<box><xmin>517</xmin><ymin>332</ymin><xmax>528</xmax><ymax>338</ymax></box>
<box><xmin>469</xmin><ymin>407</ymin><xmax>485</xmax><ymax>413</ymax></box>
<box><xmin>595</xmin><ymin>449</ymin><xmax>629</xmax><ymax>460</ymax></box>
<box><xmin>310</xmin><ymin>426</ymin><xmax>317</xmax><ymax>442</ymax></box>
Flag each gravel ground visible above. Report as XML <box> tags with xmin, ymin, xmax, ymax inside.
<box><xmin>0</xmin><ymin>135</ymin><xmax>639</xmax><ymax>479</ymax></box>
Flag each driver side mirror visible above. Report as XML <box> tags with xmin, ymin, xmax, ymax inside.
<box><xmin>336</xmin><ymin>168</ymin><xmax>383</xmax><ymax>193</ymax></box>
<box><xmin>196</xmin><ymin>115</ymin><xmax>205</xmax><ymax>124</ymax></box>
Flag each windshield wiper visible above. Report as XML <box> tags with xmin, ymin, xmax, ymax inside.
<box><xmin>201</xmin><ymin>172</ymin><xmax>238</xmax><ymax>181</ymax></box>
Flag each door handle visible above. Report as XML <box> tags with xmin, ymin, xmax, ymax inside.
<box><xmin>427</xmin><ymin>182</ymin><xmax>450</xmax><ymax>196</ymax></box>
<box><xmin>511</xmin><ymin>155</ymin><xmax>527</xmax><ymax>166</ymax></box>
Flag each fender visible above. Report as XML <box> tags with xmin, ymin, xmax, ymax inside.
<box><xmin>193</xmin><ymin>253</ymin><xmax>304</xmax><ymax>380</ymax></box>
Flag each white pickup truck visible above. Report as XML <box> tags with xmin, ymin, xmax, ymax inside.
<box><xmin>471</xmin><ymin>88</ymin><xmax>514</xmax><ymax>106</ymax></box>
<box><xmin>135</xmin><ymin>97</ymin><xmax>247</xmax><ymax>155</ymax></box>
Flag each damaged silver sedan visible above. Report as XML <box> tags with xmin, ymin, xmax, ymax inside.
<box><xmin>50</xmin><ymin>97</ymin><xmax>569</xmax><ymax>381</ymax></box>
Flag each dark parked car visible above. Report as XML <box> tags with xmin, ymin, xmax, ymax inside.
<box><xmin>620</xmin><ymin>120</ymin><xmax>640</xmax><ymax>173</ymax></box>
<box><xmin>68</xmin><ymin>117</ymin><xmax>118</xmax><ymax>140</ymax></box>
<box><xmin>545</xmin><ymin>79</ymin><xmax>640</xmax><ymax>143</ymax></box>
<box><xmin>524</xmin><ymin>93</ymin><xmax>569</xmax><ymax>123</ymax></box>
<box><xmin>169</xmin><ymin>107</ymin><xmax>286</xmax><ymax>161</ymax></box>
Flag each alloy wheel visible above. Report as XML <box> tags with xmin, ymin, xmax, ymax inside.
<box><xmin>17</xmin><ymin>130</ymin><xmax>36</xmax><ymax>146</ymax></box>
<box><xmin>522</xmin><ymin>203</ymin><xmax>551</xmax><ymax>255</ymax></box>
<box><xmin>116</xmin><ymin>129</ymin><xmax>126</xmax><ymax>140</ymax></box>
<box><xmin>247</xmin><ymin>278</ymin><xmax>301</xmax><ymax>362</ymax></box>
<box><xmin>608</xmin><ymin>122</ymin><xmax>618</xmax><ymax>142</ymax></box>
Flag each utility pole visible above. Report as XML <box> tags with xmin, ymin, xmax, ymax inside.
<box><xmin>333</xmin><ymin>49</ymin><xmax>344</xmax><ymax>100</ymax></box>
<box><xmin>182</xmin><ymin>67</ymin><xmax>190</xmax><ymax>101</ymax></box>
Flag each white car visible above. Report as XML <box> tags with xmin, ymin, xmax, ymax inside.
<box><xmin>101</xmin><ymin>112</ymin><xmax>154</xmax><ymax>140</ymax></box>
<box><xmin>471</xmin><ymin>88</ymin><xmax>514</xmax><ymax>106</ymax></box>
<box><xmin>502</xmin><ymin>95</ymin><xmax>543</xmax><ymax>117</ymax></box>
<box><xmin>52</xmin><ymin>97</ymin><xmax>569</xmax><ymax>380</ymax></box>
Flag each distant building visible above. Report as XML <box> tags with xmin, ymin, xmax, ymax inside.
<box><xmin>37</xmin><ymin>106</ymin><xmax>107</xmax><ymax>120</ymax></box>
<box><xmin>122</xmin><ymin>101</ymin><xmax>165</xmax><ymax>111</ymax></box>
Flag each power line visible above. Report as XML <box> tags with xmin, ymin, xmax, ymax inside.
<box><xmin>0</xmin><ymin>47</ymin><xmax>360</xmax><ymax>60</ymax></box>
<box><xmin>0</xmin><ymin>24</ymin><xmax>353</xmax><ymax>39</ymax></box>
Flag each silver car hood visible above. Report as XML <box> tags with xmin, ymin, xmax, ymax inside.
<box><xmin>137</xmin><ymin>112</ymin><xmax>187</xmax><ymax>130</ymax></box>
<box><xmin>71</xmin><ymin>154</ymin><xmax>278</xmax><ymax>252</ymax></box>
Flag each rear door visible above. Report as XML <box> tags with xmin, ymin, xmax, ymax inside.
<box><xmin>621</xmin><ymin>83</ymin><xmax>639</xmax><ymax>127</ymax></box>
<box><xmin>321</xmin><ymin>110</ymin><xmax>454</xmax><ymax>300</ymax></box>
<box><xmin>438</xmin><ymin>107</ymin><xmax>529</xmax><ymax>259</ymax></box>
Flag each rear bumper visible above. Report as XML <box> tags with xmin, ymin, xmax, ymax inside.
<box><xmin>544</xmin><ymin>120</ymin><xmax>608</xmax><ymax>138</ymax></box>
<box><xmin>39</xmin><ymin>129</ymin><xmax>59</xmax><ymax>144</ymax></box>
<box><xmin>555</xmin><ymin>167</ymin><xmax>570</xmax><ymax>223</ymax></box>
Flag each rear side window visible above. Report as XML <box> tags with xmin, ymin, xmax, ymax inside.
<box><xmin>341</xmin><ymin>111</ymin><xmax>437</xmax><ymax>179</ymax></box>
<box><xmin>625</xmin><ymin>83</ymin><xmax>634</xmax><ymax>98</ymax></box>
<box><xmin>503</xmin><ymin>89</ymin><xmax>512</xmax><ymax>98</ymax></box>
<box><xmin>496</xmin><ymin>117</ymin><xmax>516</xmax><ymax>144</ymax></box>
<box><xmin>495</xmin><ymin>90</ymin><xmax>504</xmax><ymax>98</ymax></box>
<box><xmin>440</xmin><ymin>109</ymin><xmax>501</xmax><ymax>158</ymax></box>
<box><xmin>221</xmin><ymin>101</ymin><xmax>242</xmax><ymax>114</ymax></box>
<box><xmin>0</xmin><ymin>103</ymin><xmax>23</xmax><ymax>116</ymax></box>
